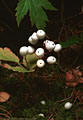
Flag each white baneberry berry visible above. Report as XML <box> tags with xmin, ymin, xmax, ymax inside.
<box><xmin>40</xmin><ymin>100</ymin><xmax>46</xmax><ymax>105</ymax></box>
<box><xmin>31</xmin><ymin>32</ymin><xmax>38</xmax><ymax>44</ymax></box>
<box><xmin>47</xmin><ymin>56</ymin><xmax>56</xmax><ymax>64</ymax></box>
<box><xmin>37</xmin><ymin>59</ymin><xmax>45</xmax><ymax>68</ymax></box>
<box><xmin>64</xmin><ymin>102</ymin><xmax>72</xmax><ymax>110</ymax></box>
<box><xmin>54</xmin><ymin>44</ymin><xmax>62</xmax><ymax>52</ymax></box>
<box><xmin>27</xmin><ymin>46</ymin><xmax>35</xmax><ymax>54</ymax></box>
<box><xmin>28</xmin><ymin>36</ymin><xmax>36</xmax><ymax>45</ymax></box>
<box><xmin>44</xmin><ymin>40</ymin><xmax>55</xmax><ymax>51</ymax></box>
<box><xmin>19</xmin><ymin>46</ymin><xmax>28</xmax><ymax>56</ymax></box>
<box><xmin>35</xmin><ymin>48</ymin><xmax>44</xmax><ymax>58</ymax></box>
<box><xmin>37</xmin><ymin>30</ymin><xmax>46</xmax><ymax>39</ymax></box>
<box><xmin>38</xmin><ymin>113</ymin><xmax>44</xmax><ymax>117</ymax></box>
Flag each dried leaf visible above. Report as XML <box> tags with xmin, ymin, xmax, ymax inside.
<box><xmin>72</xmin><ymin>69</ymin><xmax>82</xmax><ymax>77</ymax></box>
<box><xmin>79</xmin><ymin>77</ymin><xmax>83</xmax><ymax>83</ymax></box>
<box><xmin>0</xmin><ymin>92</ymin><xmax>10</xmax><ymax>103</ymax></box>
<box><xmin>66</xmin><ymin>82</ymin><xmax>78</xmax><ymax>87</ymax></box>
<box><xmin>66</xmin><ymin>72</ymin><xmax>74</xmax><ymax>81</ymax></box>
<box><xmin>65</xmin><ymin>68</ymin><xmax>83</xmax><ymax>87</ymax></box>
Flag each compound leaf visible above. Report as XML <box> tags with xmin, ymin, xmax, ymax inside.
<box><xmin>0</xmin><ymin>47</ymin><xmax>19</xmax><ymax>63</ymax></box>
<box><xmin>16</xmin><ymin>0</ymin><xmax>56</xmax><ymax>29</ymax></box>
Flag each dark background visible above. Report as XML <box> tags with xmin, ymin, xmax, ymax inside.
<box><xmin>0</xmin><ymin>0</ymin><xmax>83</xmax><ymax>54</ymax></box>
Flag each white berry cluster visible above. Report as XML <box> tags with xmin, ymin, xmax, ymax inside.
<box><xmin>19</xmin><ymin>46</ymin><xmax>35</xmax><ymax>56</ymax></box>
<box><xmin>19</xmin><ymin>30</ymin><xmax>45</xmax><ymax>56</ymax></box>
<box><xmin>19</xmin><ymin>30</ymin><xmax>62</xmax><ymax>68</ymax></box>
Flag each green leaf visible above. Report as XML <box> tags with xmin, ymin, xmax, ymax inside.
<box><xmin>60</xmin><ymin>35</ymin><xmax>79</xmax><ymax>48</ymax></box>
<box><xmin>16</xmin><ymin>0</ymin><xmax>30</xmax><ymax>26</ymax></box>
<box><xmin>23</xmin><ymin>54</ymin><xmax>38</xmax><ymax>71</ymax></box>
<box><xmin>2</xmin><ymin>64</ymin><xmax>29</xmax><ymax>73</ymax></box>
<box><xmin>0</xmin><ymin>47</ymin><xmax>19</xmax><ymax>63</ymax></box>
<box><xmin>16</xmin><ymin>0</ymin><xmax>56</xmax><ymax>29</ymax></box>
<box><xmin>39</xmin><ymin>0</ymin><xmax>56</xmax><ymax>10</ymax></box>
<box><xmin>29</xmin><ymin>4</ymin><xmax>48</xmax><ymax>29</ymax></box>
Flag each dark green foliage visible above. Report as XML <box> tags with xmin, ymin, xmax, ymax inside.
<box><xmin>16</xmin><ymin>0</ymin><xmax>30</xmax><ymax>26</ymax></box>
<box><xmin>60</xmin><ymin>35</ymin><xmax>79</xmax><ymax>48</ymax></box>
<box><xmin>16</xmin><ymin>0</ymin><xmax>56</xmax><ymax>29</ymax></box>
<box><xmin>54</xmin><ymin>102</ymin><xmax>75</xmax><ymax>120</ymax></box>
<box><xmin>22</xmin><ymin>108</ymin><xmax>38</xmax><ymax>118</ymax></box>
<box><xmin>0</xmin><ymin>65</ymin><xmax>82</xmax><ymax>119</ymax></box>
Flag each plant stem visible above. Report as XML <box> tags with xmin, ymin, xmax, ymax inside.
<box><xmin>60</xmin><ymin>0</ymin><xmax>64</xmax><ymax>23</ymax></box>
<box><xmin>24</xmin><ymin>56</ymin><xmax>30</xmax><ymax>70</ymax></box>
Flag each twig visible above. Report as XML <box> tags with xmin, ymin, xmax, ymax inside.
<box><xmin>60</xmin><ymin>0</ymin><xmax>64</xmax><ymax>23</ymax></box>
<box><xmin>55</xmin><ymin>88</ymin><xmax>75</xmax><ymax>103</ymax></box>
<box><xmin>48</xmin><ymin>113</ymin><xmax>54</xmax><ymax>120</ymax></box>
<box><xmin>23</xmin><ymin>56</ymin><xmax>30</xmax><ymax>70</ymax></box>
<box><xmin>46</xmin><ymin>35</ymin><xmax>50</xmax><ymax>40</ymax></box>
<box><xmin>58</xmin><ymin>24</ymin><xmax>64</xmax><ymax>41</ymax></box>
<box><xmin>75</xmin><ymin>110</ymin><xmax>79</xmax><ymax>120</ymax></box>
<box><xmin>73</xmin><ymin>90</ymin><xmax>80</xmax><ymax>105</ymax></box>
<box><xmin>56</xmin><ymin>62</ymin><xmax>66</xmax><ymax>73</ymax></box>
